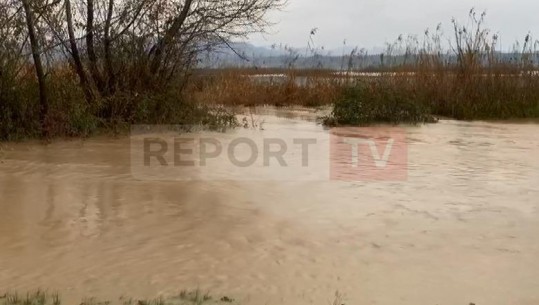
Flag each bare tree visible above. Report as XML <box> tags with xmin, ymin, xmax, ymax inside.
<box><xmin>65</xmin><ymin>0</ymin><xmax>94</xmax><ymax>104</ymax></box>
<box><xmin>2</xmin><ymin>0</ymin><xmax>284</xmax><ymax>126</ymax></box>
<box><xmin>20</xmin><ymin>0</ymin><xmax>49</xmax><ymax>135</ymax></box>
<box><xmin>69</xmin><ymin>0</ymin><xmax>284</xmax><ymax>94</ymax></box>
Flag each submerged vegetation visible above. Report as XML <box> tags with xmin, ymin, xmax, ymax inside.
<box><xmin>0</xmin><ymin>291</ymin><xmax>235</xmax><ymax>305</ymax></box>
<box><xmin>1</xmin><ymin>6</ymin><xmax>539</xmax><ymax>140</ymax></box>
<box><xmin>0</xmin><ymin>78</ymin><xmax>238</xmax><ymax>140</ymax></box>
<box><xmin>322</xmin><ymin>85</ymin><xmax>436</xmax><ymax>126</ymax></box>
<box><xmin>0</xmin><ymin>0</ymin><xmax>282</xmax><ymax>140</ymax></box>
<box><xmin>184</xmin><ymin>10</ymin><xmax>539</xmax><ymax>126</ymax></box>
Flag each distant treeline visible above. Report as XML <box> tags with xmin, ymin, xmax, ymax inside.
<box><xmin>199</xmin><ymin>51</ymin><xmax>539</xmax><ymax>71</ymax></box>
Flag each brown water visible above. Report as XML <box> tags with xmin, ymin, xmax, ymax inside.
<box><xmin>1</xmin><ymin>107</ymin><xmax>539</xmax><ymax>305</ymax></box>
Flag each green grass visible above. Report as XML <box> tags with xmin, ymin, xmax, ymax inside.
<box><xmin>0</xmin><ymin>76</ymin><xmax>238</xmax><ymax>141</ymax></box>
<box><xmin>322</xmin><ymin>82</ymin><xmax>437</xmax><ymax>126</ymax></box>
<box><xmin>0</xmin><ymin>290</ymin><xmax>236</xmax><ymax>305</ymax></box>
<box><xmin>0</xmin><ymin>291</ymin><xmax>60</xmax><ymax>305</ymax></box>
<box><xmin>322</xmin><ymin>72</ymin><xmax>539</xmax><ymax>126</ymax></box>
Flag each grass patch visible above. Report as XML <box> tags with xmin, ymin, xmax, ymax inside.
<box><xmin>1</xmin><ymin>290</ymin><xmax>236</xmax><ymax>305</ymax></box>
<box><xmin>0</xmin><ymin>291</ymin><xmax>60</xmax><ymax>305</ymax></box>
<box><xmin>321</xmin><ymin>71</ymin><xmax>539</xmax><ymax>126</ymax></box>
<box><xmin>0</xmin><ymin>74</ymin><xmax>238</xmax><ymax>141</ymax></box>
<box><xmin>322</xmin><ymin>82</ymin><xmax>436</xmax><ymax>126</ymax></box>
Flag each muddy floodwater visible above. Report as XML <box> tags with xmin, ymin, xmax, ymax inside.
<box><xmin>1</xmin><ymin>107</ymin><xmax>539</xmax><ymax>305</ymax></box>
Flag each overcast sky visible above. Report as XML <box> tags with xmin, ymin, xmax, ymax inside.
<box><xmin>249</xmin><ymin>0</ymin><xmax>539</xmax><ymax>51</ymax></box>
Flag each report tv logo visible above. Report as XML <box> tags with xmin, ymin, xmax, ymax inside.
<box><xmin>130</xmin><ymin>125</ymin><xmax>408</xmax><ymax>181</ymax></box>
<box><xmin>329</xmin><ymin>127</ymin><xmax>408</xmax><ymax>181</ymax></box>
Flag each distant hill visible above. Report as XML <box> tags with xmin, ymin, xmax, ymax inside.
<box><xmin>197</xmin><ymin>42</ymin><xmax>539</xmax><ymax>70</ymax></box>
<box><xmin>197</xmin><ymin>42</ymin><xmax>386</xmax><ymax>69</ymax></box>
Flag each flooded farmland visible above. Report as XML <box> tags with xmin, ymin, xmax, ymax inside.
<box><xmin>0</xmin><ymin>107</ymin><xmax>538</xmax><ymax>305</ymax></box>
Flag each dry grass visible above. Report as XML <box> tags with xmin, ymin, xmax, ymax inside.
<box><xmin>192</xmin><ymin>10</ymin><xmax>539</xmax><ymax>124</ymax></box>
<box><xmin>3</xmin><ymin>10</ymin><xmax>539</xmax><ymax>139</ymax></box>
<box><xmin>187</xmin><ymin>70</ymin><xmax>343</xmax><ymax>107</ymax></box>
<box><xmin>189</xmin><ymin>64</ymin><xmax>539</xmax><ymax>125</ymax></box>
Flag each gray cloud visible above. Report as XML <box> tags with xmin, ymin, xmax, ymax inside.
<box><xmin>249</xmin><ymin>0</ymin><xmax>539</xmax><ymax>51</ymax></box>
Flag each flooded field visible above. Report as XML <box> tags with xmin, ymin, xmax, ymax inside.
<box><xmin>1</xmin><ymin>107</ymin><xmax>539</xmax><ymax>305</ymax></box>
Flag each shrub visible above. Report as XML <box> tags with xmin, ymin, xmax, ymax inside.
<box><xmin>323</xmin><ymin>83</ymin><xmax>436</xmax><ymax>126</ymax></box>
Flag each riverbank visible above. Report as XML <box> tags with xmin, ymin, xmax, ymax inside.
<box><xmin>3</xmin><ymin>66</ymin><xmax>539</xmax><ymax>141</ymax></box>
